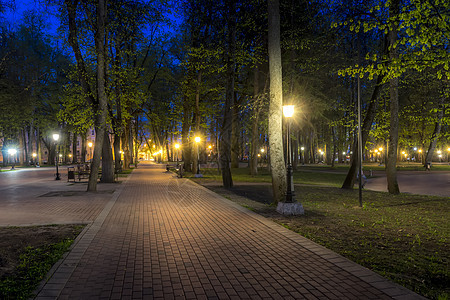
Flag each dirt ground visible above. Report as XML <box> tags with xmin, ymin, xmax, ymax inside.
<box><xmin>0</xmin><ymin>225</ymin><xmax>84</xmax><ymax>279</ymax></box>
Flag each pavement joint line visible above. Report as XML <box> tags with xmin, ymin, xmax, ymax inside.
<box><xmin>34</xmin><ymin>175</ymin><xmax>131</xmax><ymax>300</ymax></box>
<box><xmin>185</xmin><ymin>176</ymin><xmax>427</xmax><ymax>300</ymax></box>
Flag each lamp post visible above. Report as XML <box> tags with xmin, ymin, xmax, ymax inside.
<box><xmin>175</xmin><ymin>143</ymin><xmax>182</xmax><ymax>178</ymax></box>
<box><xmin>283</xmin><ymin>105</ymin><xmax>295</xmax><ymax>203</ymax></box>
<box><xmin>88</xmin><ymin>142</ymin><xmax>93</xmax><ymax>162</ymax></box>
<box><xmin>208</xmin><ymin>145</ymin><xmax>212</xmax><ymax>162</ymax></box>
<box><xmin>32</xmin><ymin>152</ymin><xmax>37</xmax><ymax>166</ymax></box>
<box><xmin>194</xmin><ymin>136</ymin><xmax>201</xmax><ymax>176</ymax></box>
<box><xmin>276</xmin><ymin>105</ymin><xmax>304</xmax><ymax>215</ymax></box>
<box><xmin>53</xmin><ymin>133</ymin><xmax>61</xmax><ymax>180</ymax></box>
<box><xmin>300</xmin><ymin>146</ymin><xmax>305</xmax><ymax>165</ymax></box>
<box><xmin>8</xmin><ymin>149</ymin><xmax>17</xmax><ymax>170</ymax></box>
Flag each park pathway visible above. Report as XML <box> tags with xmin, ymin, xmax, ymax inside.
<box><xmin>35</xmin><ymin>163</ymin><xmax>424</xmax><ymax>299</ymax></box>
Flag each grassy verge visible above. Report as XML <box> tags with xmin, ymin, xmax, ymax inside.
<box><xmin>188</xmin><ymin>167</ymin><xmax>347</xmax><ymax>187</ymax></box>
<box><xmin>0</xmin><ymin>225</ymin><xmax>84</xmax><ymax>299</ymax></box>
<box><xmin>190</xmin><ymin>167</ymin><xmax>449</xmax><ymax>300</ymax></box>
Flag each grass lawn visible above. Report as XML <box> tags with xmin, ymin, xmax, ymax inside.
<box><xmin>187</xmin><ymin>166</ymin><xmax>449</xmax><ymax>300</ymax></box>
<box><xmin>0</xmin><ymin>225</ymin><xmax>85</xmax><ymax>299</ymax></box>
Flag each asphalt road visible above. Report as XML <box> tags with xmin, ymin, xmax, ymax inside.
<box><xmin>365</xmin><ymin>170</ymin><xmax>449</xmax><ymax>197</ymax></box>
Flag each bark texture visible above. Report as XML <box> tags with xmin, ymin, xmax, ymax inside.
<box><xmin>268</xmin><ymin>0</ymin><xmax>286</xmax><ymax>203</ymax></box>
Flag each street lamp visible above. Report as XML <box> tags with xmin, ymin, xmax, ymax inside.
<box><xmin>53</xmin><ymin>133</ymin><xmax>61</xmax><ymax>180</ymax></box>
<box><xmin>88</xmin><ymin>142</ymin><xmax>93</xmax><ymax>162</ymax></box>
<box><xmin>194</xmin><ymin>136</ymin><xmax>202</xmax><ymax>177</ymax></box>
<box><xmin>8</xmin><ymin>149</ymin><xmax>17</xmax><ymax>170</ymax></box>
<box><xmin>276</xmin><ymin>105</ymin><xmax>303</xmax><ymax>215</ymax></box>
<box><xmin>32</xmin><ymin>152</ymin><xmax>37</xmax><ymax>166</ymax></box>
<box><xmin>175</xmin><ymin>143</ymin><xmax>182</xmax><ymax>178</ymax></box>
<box><xmin>208</xmin><ymin>145</ymin><xmax>212</xmax><ymax>161</ymax></box>
<box><xmin>283</xmin><ymin>105</ymin><xmax>295</xmax><ymax>203</ymax></box>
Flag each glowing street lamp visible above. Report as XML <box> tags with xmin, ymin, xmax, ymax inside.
<box><xmin>276</xmin><ymin>105</ymin><xmax>303</xmax><ymax>215</ymax></box>
<box><xmin>88</xmin><ymin>141</ymin><xmax>93</xmax><ymax>162</ymax></box>
<box><xmin>53</xmin><ymin>134</ymin><xmax>61</xmax><ymax>180</ymax></box>
<box><xmin>32</xmin><ymin>152</ymin><xmax>37</xmax><ymax>166</ymax></box>
<box><xmin>175</xmin><ymin>143</ymin><xmax>182</xmax><ymax>178</ymax></box>
<box><xmin>194</xmin><ymin>136</ymin><xmax>201</xmax><ymax>176</ymax></box>
<box><xmin>8</xmin><ymin>148</ymin><xmax>17</xmax><ymax>170</ymax></box>
<box><xmin>282</xmin><ymin>105</ymin><xmax>295</xmax><ymax>203</ymax></box>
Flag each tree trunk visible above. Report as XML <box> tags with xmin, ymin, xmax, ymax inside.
<box><xmin>193</xmin><ymin>71</ymin><xmax>201</xmax><ymax>174</ymax></box>
<box><xmin>424</xmin><ymin>97</ymin><xmax>446</xmax><ymax>165</ymax></box>
<box><xmin>81</xmin><ymin>133</ymin><xmax>87</xmax><ymax>163</ymax></box>
<box><xmin>72</xmin><ymin>132</ymin><xmax>77</xmax><ymax>164</ymax></box>
<box><xmin>220</xmin><ymin>0</ymin><xmax>236</xmax><ymax>188</ymax></box>
<box><xmin>342</xmin><ymin>74</ymin><xmax>383</xmax><ymax>189</ymax></box>
<box><xmin>122</xmin><ymin>121</ymin><xmax>131</xmax><ymax>169</ymax></box>
<box><xmin>386</xmin><ymin>0</ymin><xmax>400</xmax><ymax>194</ymax></box>
<box><xmin>88</xmin><ymin>0</ymin><xmax>108</xmax><ymax>192</ymax></box>
<box><xmin>37</xmin><ymin>127</ymin><xmax>42</xmax><ymax>166</ymax></box>
<box><xmin>181</xmin><ymin>95</ymin><xmax>192</xmax><ymax>172</ymax></box>
<box><xmin>268</xmin><ymin>0</ymin><xmax>286</xmax><ymax>203</ymax></box>
<box><xmin>113</xmin><ymin>132</ymin><xmax>121</xmax><ymax>171</ymax></box>
<box><xmin>231</xmin><ymin>97</ymin><xmax>240</xmax><ymax>168</ymax></box>
<box><xmin>101</xmin><ymin>129</ymin><xmax>115</xmax><ymax>183</ymax></box>
<box><xmin>250</xmin><ymin>66</ymin><xmax>260</xmax><ymax>176</ymax></box>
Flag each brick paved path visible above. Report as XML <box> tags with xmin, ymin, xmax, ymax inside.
<box><xmin>35</xmin><ymin>163</ymin><xmax>424</xmax><ymax>299</ymax></box>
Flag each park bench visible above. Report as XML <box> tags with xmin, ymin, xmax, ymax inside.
<box><xmin>166</xmin><ymin>163</ymin><xmax>183</xmax><ymax>178</ymax></box>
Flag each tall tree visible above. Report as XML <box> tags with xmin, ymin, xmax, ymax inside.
<box><xmin>386</xmin><ymin>0</ymin><xmax>400</xmax><ymax>194</ymax></box>
<box><xmin>267</xmin><ymin>0</ymin><xmax>286</xmax><ymax>203</ymax></box>
<box><xmin>220</xmin><ymin>0</ymin><xmax>236</xmax><ymax>188</ymax></box>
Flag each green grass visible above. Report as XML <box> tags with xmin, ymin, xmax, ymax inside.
<box><xmin>0</xmin><ymin>226</ymin><xmax>84</xmax><ymax>299</ymax></box>
<box><xmin>187</xmin><ymin>166</ymin><xmax>347</xmax><ymax>187</ymax></box>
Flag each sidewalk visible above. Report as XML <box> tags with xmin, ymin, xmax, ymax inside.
<box><xmin>34</xmin><ymin>163</ymin><xmax>424</xmax><ymax>299</ymax></box>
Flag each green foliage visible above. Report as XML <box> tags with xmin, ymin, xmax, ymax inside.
<box><xmin>337</xmin><ymin>0</ymin><xmax>450</xmax><ymax>81</ymax></box>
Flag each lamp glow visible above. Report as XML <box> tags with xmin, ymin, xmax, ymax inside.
<box><xmin>282</xmin><ymin>105</ymin><xmax>295</xmax><ymax>118</ymax></box>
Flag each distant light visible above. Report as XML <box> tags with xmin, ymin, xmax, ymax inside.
<box><xmin>175</xmin><ymin>143</ymin><xmax>180</xmax><ymax>149</ymax></box>
<box><xmin>32</xmin><ymin>153</ymin><xmax>37</xmax><ymax>157</ymax></box>
<box><xmin>413</xmin><ymin>147</ymin><xmax>417</xmax><ymax>151</ymax></box>
<box><xmin>282</xmin><ymin>105</ymin><xmax>295</xmax><ymax>118</ymax></box>
<box><xmin>53</xmin><ymin>133</ymin><xmax>60</xmax><ymax>141</ymax></box>
<box><xmin>88</xmin><ymin>142</ymin><xmax>93</xmax><ymax>148</ymax></box>
<box><xmin>195</xmin><ymin>136</ymin><xmax>201</xmax><ymax>143</ymax></box>
<box><xmin>8</xmin><ymin>149</ymin><xmax>17</xmax><ymax>155</ymax></box>
<box><xmin>260</xmin><ymin>148</ymin><xmax>265</xmax><ymax>153</ymax></box>
<box><xmin>301</xmin><ymin>147</ymin><xmax>304</xmax><ymax>151</ymax></box>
